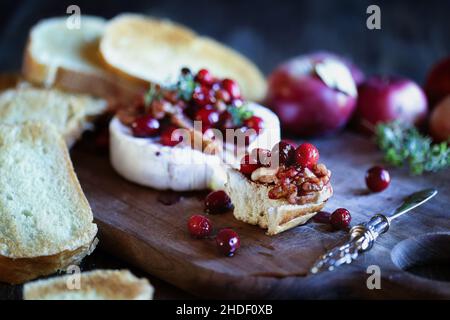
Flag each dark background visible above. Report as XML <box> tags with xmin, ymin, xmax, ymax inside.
<box><xmin>0</xmin><ymin>0</ymin><xmax>448</xmax><ymax>300</ymax></box>
<box><xmin>0</xmin><ymin>0</ymin><xmax>449</xmax><ymax>84</ymax></box>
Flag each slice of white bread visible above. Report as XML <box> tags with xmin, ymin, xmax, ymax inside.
<box><xmin>22</xmin><ymin>16</ymin><xmax>141</xmax><ymax>102</ymax></box>
<box><xmin>0</xmin><ymin>87</ymin><xmax>107</xmax><ymax>147</ymax></box>
<box><xmin>23</xmin><ymin>269</ymin><xmax>153</xmax><ymax>300</ymax></box>
<box><xmin>225</xmin><ymin>168</ymin><xmax>333</xmax><ymax>235</ymax></box>
<box><xmin>100</xmin><ymin>14</ymin><xmax>267</xmax><ymax>102</ymax></box>
<box><xmin>0</xmin><ymin>123</ymin><xmax>97</xmax><ymax>284</ymax></box>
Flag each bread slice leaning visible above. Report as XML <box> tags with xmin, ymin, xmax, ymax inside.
<box><xmin>225</xmin><ymin>168</ymin><xmax>333</xmax><ymax>235</ymax></box>
<box><xmin>0</xmin><ymin>87</ymin><xmax>107</xmax><ymax>147</ymax></box>
<box><xmin>23</xmin><ymin>269</ymin><xmax>153</xmax><ymax>300</ymax></box>
<box><xmin>0</xmin><ymin>123</ymin><xmax>97</xmax><ymax>284</ymax></box>
<box><xmin>100</xmin><ymin>14</ymin><xmax>267</xmax><ymax>102</ymax></box>
<box><xmin>22</xmin><ymin>16</ymin><xmax>140</xmax><ymax>102</ymax></box>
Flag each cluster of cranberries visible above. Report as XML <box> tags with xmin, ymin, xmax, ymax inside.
<box><xmin>187</xmin><ymin>190</ymin><xmax>240</xmax><ymax>256</ymax></box>
<box><xmin>313</xmin><ymin>208</ymin><xmax>352</xmax><ymax>230</ymax></box>
<box><xmin>240</xmin><ymin>141</ymin><xmax>320</xmax><ymax>175</ymax></box>
<box><xmin>129</xmin><ymin>68</ymin><xmax>264</xmax><ymax>144</ymax></box>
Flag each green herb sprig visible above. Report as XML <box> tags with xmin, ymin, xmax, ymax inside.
<box><xmin>375</xmin><ymin>121</ymin><xmax>450</xmax><ymax>175</ymax></box>
<box><xmin>228</xmin><ymin>104</ymin><xmax>254</xmax><ymax>127</ymax></box>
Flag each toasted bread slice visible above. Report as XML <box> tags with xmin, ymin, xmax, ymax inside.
<box><xmin>23</xmin><ymin>269</ymin><xmax>153</xmax><ymax>300</ymax></box>
<box><xmin>0</xmin><ymin>73</ymin><xmax>21</xmax><ymax>91</ymax></box>
<box><xmin>0</xmin><ymin>87</ymin><xmax>106</xmax><ymax>147</ymax></box>
<box><xmin>22</xmin><ymin>16</ymin><xmax>140</xmax><ymax>102</ymax></box>
<box><xmin>100</xmin><ymin>14</ymin><xmax>267</xmax><ymax>102</ymax></box>
<box><xmin>225</xmin><ymin>168</ymin><xmax>333</xmax><ymax>235</ymax></box>
<box><xmin>0</xmin><ymin>123</ymin><xmax>97</xmax><ymax>284</ymax></box>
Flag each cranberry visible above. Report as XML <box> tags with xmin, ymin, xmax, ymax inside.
<box><xmin>295</xmin><ymin>143</ymin><xmax>320</xmax><ymax>168</ymax></box>
<box><xmin>218</xmin><ymin>111</ymin><xmax>234</xmax><ymax>130</ymax></box>
<box><xmin>330</xmin><ymin>208</ymin><xmax>352</xmax><ymax>230</ymax></box>
<box><xmin>195</xmin><ymin>69</ymin><xmax>214</xmax><ymax>86</ymax></box>
<box><xmin>239</xmin><ymin>154</ymin><xmax>261</xmax><ymax>175</ymax></box>
<box><xmin>192</xmin><ymin>87</ymin><xmax>215</xmax><ymax>107</ymax></box>
<box><xmin>365</xmin><ymin>166</ymin><xmax>391</xmax><ymax>192</ymax></box>
<box><xmin>251</xmin><ymin>148</ymin><xmax>271</xmax><ymax>167</ymax></box>
<box><xmin>215</xmin><ymin>88</ymin><xmax>231</xmax><ymax>104</ymax></box>
<box><xmin>216</xmin><ymin>228</ymin><xmax>240</xmax><ymax>256</ymax></box>
<box><xmin>131</xmin><ymin>115</ymin><xmax>160</xmax><ymax>137</ymax></box>
<box><xmin>204</xmin><ymin>190</ymin><xmax>233</xmax><ymax>214</ymax></box>
<box><xmin>160</xmin><ymin>126</ymin><xmax>184</xmax><ymax>146</ymax></box>
<box><xmin>271</xmin><ymin>141</ymin><xmax>295</xmax><ymax>166</ymax></box>
<box><xmin>313</xmin><ymin>211</ymin><xmax>331</xmax><ymax>224</ymax></box>
<box><xmin>187</xmin><ymin>215</ymin><xmax>212</xmax><ymax>238</ymax></box>
<box><xmin>195</xmin><ymin>107</ymin><xmax>220</xmax><ymax>130</ymax></box>
<box><xmin>243</xmin><ymin>116</ymin><xmax>264</xmax><ymax>135</ymax></box>
<box><xmin>221</xmin><ymin>79</ymin><xmax>241</xmax><ymax>99</ymax></box>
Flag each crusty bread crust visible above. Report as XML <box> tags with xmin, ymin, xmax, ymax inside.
<box><xmin>0</xmin><ymin>87</ymin><xmax>107</xmax><ymax>148</ymax></box>
<box><xmin>21</xmin><ymin>16</ymin><xmax>144</xmax><ymax>103</ymax></box>
<box><xmin>23</xmin><ymin>269</ymin><xmax>153</xmax><ymax>300</ymax></box>
<box><xmin>0</xmin><ymin>240</ymin><xmax>97</xmax><ymax>285</ymax></box>
<box><xmin>225</xmin><ymin>168</ymin><xmax>333</xmax><ymax>235</ymax></box>
<box><xmin>0</xmin><ymin>123</ymin><xmax>98</xmax><ymax>284</ymax></box>
<box><xmin>100</xmin><ymin>14</ymin><xmax>267</xmax><ymax>102</ymax></box>
<box><xmin>22</xmin><ymin>41</ymin><xmax>142</xmax><ymax>103</ymax></box>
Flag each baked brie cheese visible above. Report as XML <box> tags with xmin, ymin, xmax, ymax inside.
<box><xmin>109</xmin><ymin>69</ymin><xmax>280</xmax><ymax>191</ymax></box>
<box><xmin>225</xmin><ymin>143</ymin><xmax>333</xmax><ymax>235</ymax></box>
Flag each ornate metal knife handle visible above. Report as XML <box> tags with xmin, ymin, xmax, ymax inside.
<box><xmin>310</xmin><ymin>189</ymin><xmax>437</xmax><ymax>274</ymax></box>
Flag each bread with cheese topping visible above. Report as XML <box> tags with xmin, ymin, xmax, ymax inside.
<box><xmin>225</xmin><ymin>168</ymin><xmax>333</xmax><ymax>235</ymax></box>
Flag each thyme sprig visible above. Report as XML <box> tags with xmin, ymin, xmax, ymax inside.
<box><xmin>375</xmin><ymin>121</ymin><xmax>450</xmax><ymax>175</ymax></box>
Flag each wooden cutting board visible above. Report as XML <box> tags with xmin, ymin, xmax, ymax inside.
<box><xmin>71</xmin><ymin>132</ymin><xmax>450</xmax><ymax>299</ymax></box>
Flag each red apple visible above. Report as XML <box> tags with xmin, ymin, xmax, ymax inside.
<box><xmin>266</xmin><ymin>53</ymin><xmax>358</xmax><ymax>136</ymax></box>
<box><xmin>309</xmin><ymin>51</ymin><xmax>365</xmax><ymax>85</ymax></box>
<box><xmin>425</xmin><ymin>57</ymin><xmax>450</xmax><ymax>108</ymax></box>
<box><xmin>355</xmin><ymin>75</ymin><xmax>428</xmax><ymax>134</ymax></box>
<box><xmin>429</xmin><ymin>95</ymin><xmax>450</xmax><ymax>142</ymax></box>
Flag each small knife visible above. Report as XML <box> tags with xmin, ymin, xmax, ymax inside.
<box><xmin>310</xmin><ymin>188</ymin><xmax>438</xmax><ymax>274</ymax></box>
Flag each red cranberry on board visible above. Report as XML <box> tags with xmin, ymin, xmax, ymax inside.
<box><xmin>295</xmin><ymin>143</ymin><xmax>320</xmax><ymax>168</ymax></box>
<box><xmin>216</xmin><ymin>228</ymin><xmax>240</xmax><ymax>256</ymax></box>
<box><xmin>239</xmin><ymin>154</ymin><xmax>261</xmax><ymax>175</ymax></box>
<box><xmin>330</xmin><ymin>208</ymin><xmax>352</xmax><ymax>230</ymax></box>
<box><xmin>187</xmin><ymin>215</ymin><xmax>212</xmax><ymax>238</ymax></box>
<box><xmin>160</xmin><ymin>126</ymin><xmax>184</xmax><ymax>147</ymax></box>
<box><xmin>313</xmin><ymin>211</ymin><xmax>331</xmax><ymax>224</ymax></box>
<box><xmin>131</xmin><ymin>115</ymin><xmax>160</xmax><ymax>137</ymax></box>
<box><xmin>204</xmin><ymin>190</ymin><xmax>233</xmax><ymax>214</ymax></box>
<box><xmin>365</xmin><ymin>166</ymin><xmax>391</xmax><ymax>192</ymax></box>
<box><xmin>195</xmin><ymin>69</ymin><xmax>214</xmax><ymax>86</ymax></box>
<box><xmin>243</xmin><ymin>116</ymin><xmax>264</xmax><ymax>135</ymax></box>
<box><xmin>271</xmin><ymin>141</ymin><xmax>296</xmax><ymax>166</ymax></box>
<box><xmin>221</xmin><ymin>79</ymin><xmax>241</xmax><ymax>99</ymax></box>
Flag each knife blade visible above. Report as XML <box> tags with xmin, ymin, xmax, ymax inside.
<box><xmin>310</xmin><ymin>188</ymin><xmax>438</xmax><ymax>274</ymax></box>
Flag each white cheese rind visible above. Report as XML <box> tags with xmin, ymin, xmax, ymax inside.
<box><xmin>109</xmin><ymin>103</ymin><xmax>280</xmax><ymax>191</ymax></box>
